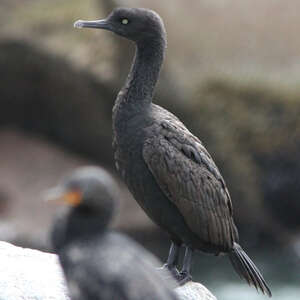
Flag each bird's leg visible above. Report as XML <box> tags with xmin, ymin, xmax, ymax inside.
<box><xmin>158</xmin><ymin>241</ymin><xmax>180</xmax><ymax>279</ymax></box>
<box><xmin>178</xmin><ymin>246</ymin><xmax>193</xmax><ymax>285</ymax></box>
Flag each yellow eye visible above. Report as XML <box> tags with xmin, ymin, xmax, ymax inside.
<box><xmin>121</xmin><ymin>18</ymin><xmax>129</xmax><ymax>25</ymax></box>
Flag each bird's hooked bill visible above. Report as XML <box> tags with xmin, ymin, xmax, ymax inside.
<box><xmin>43</xmin><ymin>186</ymin><xmax>82</xmax><ymax>206</ymax></box>
<box><xmin>74</xmin><ymin>20</ymin><xmax>85</xmax><ymax>28</ymax></box>
<box><xmin>73</xmin><ymin>19</ymin><xmax>110</xmax><ymax>30</ymax></box>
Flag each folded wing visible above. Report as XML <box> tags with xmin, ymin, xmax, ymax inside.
<box><xmin>143</xmin><ymin>120</ymin><xmax>237</xmax><ymax>251</ymax></box>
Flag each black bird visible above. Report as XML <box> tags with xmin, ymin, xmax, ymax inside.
<box><xmin>74</xmin><ymin>8</ymin><xmax>272</xmax><ymax>296</ymax></box>
<box><xmin>48</xmin><ymin>166</ymin><xmax>178</xmax><ymax>300</ymax></box>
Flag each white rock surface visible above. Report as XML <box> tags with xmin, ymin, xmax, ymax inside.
<box><xmin>0</xmin><ymin>241</ymin><xmax>69</xmax><ymax>300</ymax></box>
<box><xmin>175</xmin><ymin>281</ymin><xmax>217</xmax><ymax>300</ymax></box>
<box><xmin>0</xmin><ymin>241</ymin><xmax>216</xmax><ymax>300</ymax></box>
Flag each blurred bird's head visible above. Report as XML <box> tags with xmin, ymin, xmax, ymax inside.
<box><xmin>46</xmin><ymin>166</ymin><xmax>119</xmax><ymax>226</ymax></box>
<box><xmin>74</xmin><ymin>7</ymin><xmax>166</xmax><ymax>45</ymax></box>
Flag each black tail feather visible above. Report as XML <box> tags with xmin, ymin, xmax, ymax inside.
<box><xmin>229</xmin><ymin>242</ymin><xmax>272</xmax><ymax>297</ymax></box>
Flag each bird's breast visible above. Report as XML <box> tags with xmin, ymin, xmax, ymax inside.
<box><xmin>113</xmin><ymin>113</ymin><xmax>147</xmax><ymax>180</ymax></box>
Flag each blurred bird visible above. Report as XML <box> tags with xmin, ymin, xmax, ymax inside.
<box><xmin>74</xmin><ymin>7</ymin><xmax>271</xmax><ymax>296</ymax></box>
<box><xmin>48</xmin><ymin>166</ymin><xmax>178</xmax><ymax>300</ymax></box>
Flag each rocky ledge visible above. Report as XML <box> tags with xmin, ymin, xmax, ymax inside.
<box><xmin>0</xmin><ymin>241</ymin><xmax>217</xmax><ymax>300</ymax></box>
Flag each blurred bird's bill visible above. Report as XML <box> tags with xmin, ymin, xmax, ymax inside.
<box><xmin>43</xmin><ymin>186</ymin><xmax>82</xmax><ymax>206</ymax></box>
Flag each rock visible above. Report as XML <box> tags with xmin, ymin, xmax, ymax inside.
<box><xmin>0</xmin><ymin>241</ymin><xmax>69</xmax><ymax>300</ymax></box>
<box><xmin>0</xmin><ymin>39</ymin><xmax>114</xmax><ymax>166</ymax></box>
<box><xmin>193</xmin><ymin>79</ymin><xmax>300</xmax><ymax>241</ymax></box>
<box><xmin>0</xmin><ymin>241</ymin><xmax>217</xmax><ymax>300</ymax></box>
<box><xmin>175</xmin><ymin>281</ymin><xmax>217</xmax><ymax>300</ymax></box>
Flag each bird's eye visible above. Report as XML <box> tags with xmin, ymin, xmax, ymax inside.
<box><xmin>121</xmin><ymin>18</ymin><xmax>129</xmax><ymax>25</ymax></box>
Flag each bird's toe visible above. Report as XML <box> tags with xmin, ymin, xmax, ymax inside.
<box><xmin>177</xmin><ymin>271</ymin><xmax>192</xmax><ymax>285</ymax></box>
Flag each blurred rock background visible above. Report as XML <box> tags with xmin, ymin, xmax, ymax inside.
<box><xmin>0</xmin><ymin>0</ymin><xmax>299</xmax><ymax>299</ymax></box>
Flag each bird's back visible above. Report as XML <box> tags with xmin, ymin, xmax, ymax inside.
<box><xmin>61</xmin><ymin>231</ymin><xmax>178</xmax><ymax>300</ymax></box>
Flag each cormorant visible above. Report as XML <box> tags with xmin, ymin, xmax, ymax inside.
<box><xmin>74</xmin><ymin>8</ymin><xmax>272</xmax><ymax>296</ymax></box>
<box><xmin>48</xmin><ymin>166</ymin><xmax>178</xmax><ymax>300</ymax></box>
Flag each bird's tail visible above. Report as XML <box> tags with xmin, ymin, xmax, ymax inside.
<box><xmin>229</xmin><ymin>242</ymin><xmax>272</xmax><ymax>297</ymax></box>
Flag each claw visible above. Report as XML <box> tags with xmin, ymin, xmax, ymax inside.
<box><xmin>177</xmin><ymin>271</ymin><xmax>192</xmax><ymax>285</ymax></box>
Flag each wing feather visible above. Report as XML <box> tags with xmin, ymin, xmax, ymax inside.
<box><xmin>143</xmin><ymin>121</ymin><xmax>237</xmax><ymax>250</ymax></box>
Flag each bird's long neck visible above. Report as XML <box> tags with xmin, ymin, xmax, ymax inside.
<box><xmin>119</xmin><ymin>37</ymin><xmax>166</xmax><ymax>108</ymax></box>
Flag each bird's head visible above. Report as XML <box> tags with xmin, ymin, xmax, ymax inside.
<box><xmin>74</xmin><ymin>7</ymin><xmax>166</xmax><ymax>44</ymax></box>
<box><xmin>45</xmin><ymin>166</ymin><xmax>118</xmax><ymax>225</ymax></box>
